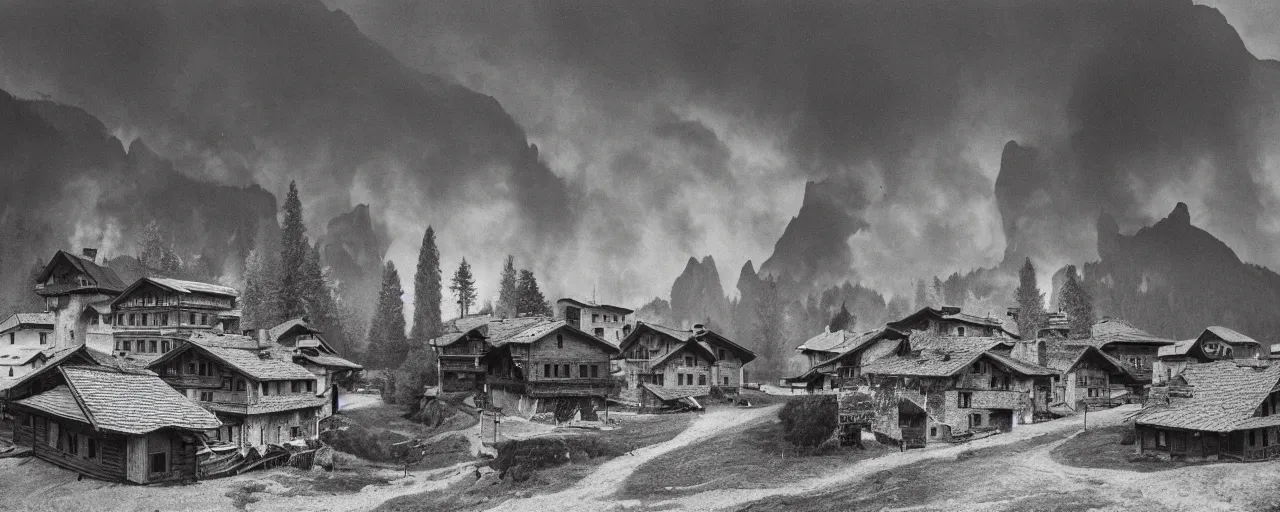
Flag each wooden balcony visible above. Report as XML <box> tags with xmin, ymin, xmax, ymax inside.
<box><xmin>213</xmin><ymin>391</ymin><xmax>249</xmax><ymax>405</ymax></box>
<box><xmin>969</xmin><ymin>390</ymin><xmax>1027</xmax><ymax>409</ymax></box>
<box><xmin>162</xmin><ymin>375</ymin><xmax>223</xmax><ymax>388</ymax></box>
<box><xmin>440</xmin><ymin>359</ymin><xmax>482</xmax><ymax>372</ymax></box>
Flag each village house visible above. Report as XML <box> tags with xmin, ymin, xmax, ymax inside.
<box><xmin>859</xmin><ymin>332</ymin><xmax>1056</xmax><ymax>448</ymax></box>
<box><xmin>265</xmin><ymin>317</ymin><xmax>363</xmax><ymax>416</ymax></box>
<box><xmin>430</xmin><ymin>315</ymin><xmax>538</xmax><ymax>393</ymax></box>
<box><xmin>0</xmin><ymin>313</ymin><xmax>55</xmax><ymax>378</ymax></box>
<box><xmin>145</xmin><ymin>333</ymin><xmax>326</xmax><ymax>447</ymax></box>
<box><xmin>1135</xmin><ymin>361</ymin><xmax>1280</xmax><ymax>461</ymax></box>
<box><xmin>480</xmin><ymin>319</ymin><xmax>620</xmax><ymax>421</ymax></box>
<box><xmin>616</xmin><ymin>322</ymin><xmax>755</xmax><ymax>411</ymax></box>
<box><xmin>784</xmin><ymin>328</ymin><xmax>906</xmax><ymax>394</ymax></box>
<box><xmin>1081</xmin><ymin>317</ymin><xmax>1175</xmax><ymax>386</ymax></box>
<box><xmin>555</xmin><ymin>298</ymin><xmax>635</xmax><ymax>342</ymax></box>
<box><xmin>1154</xmin><ymin>326</ymin><xmax>1265</xmax><ymax>385</ymax></box>
<box><xmin>9</xmin><ymin>364</ymin><xmax>221</xmax><ymax>484</ymax></box>
<box><xmin>107</xmin><ymin>277</ymin><xmax>241</xmax><ymax>367</ymax></box>
<box><xmin>33</xmin><ymin>248</ymin><xmax>127</xmax><ymax>351</ymax></box>
<box><xmin>1011</xmin><ymin>338</ymin><xmax>1137</xmax><ymax>411</ymax></box>
<box><xmin>890</xmin><ymin>306</ymin><xmax>1019</xmax><ymax>338</ymax></box>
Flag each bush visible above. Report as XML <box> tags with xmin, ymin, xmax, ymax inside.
<box><xmin>389</xmin><ymin>348</ymin><xmax>438</xmax><ymax>411</ymax></box>
<box><xmin>490</xmin><ymin>436</ymin><xmax>626</xmax><ymax>478</ymax></box>
<box><xmin>319</xmin><ymin>424</ymin><xmax>411</xmax><ymax>462</ymax></box>
<box><xmin>778</xmin><ymin>395</ymin><xmax>838</xmax><ymax>447</ymax></box>
<box><xmin>1120</xmin><ymin>430</ymin><xmax>1137</xmax><ymax>445</ymax></box>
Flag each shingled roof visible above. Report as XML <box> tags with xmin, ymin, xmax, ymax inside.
<box><xmin>1087</xmin><ymin>318</ymin><xmax>1175</xmax><ymax>348</ymax></box>
<box><xmin>15</xmin><ymin>366</ymin><xmax>221</xmax><ymax>435</ymax></box>
<box><xmin>796</xmin><ymin>328</ymin><xmax>875</xmax><ymax>354</ymax></box>
<box><xmin>862</xmin><ymin>333</ymin><xmax>1050</xmax><ymax>378</ymax></box>
<box><xmin>1137</xmin><ymin>362</ymin><xmax>1280</xmax><ymax>432</ymax></box>
<box><xmin>1199</xmin><ymin>326</ymin><xmax>1260</xmax><ymax>345</ymax></box>
<box><xmin>0</xmin><ymin>347</ymin><xmax>46</xmax><ymax>366</ymax></box>
<box><xmin>35</xmin><ymin>250</ymin><xmax>127</xmax><ymax>294</ymax></box>
<box><xmin>149</xmin><ymin>343</ymin><xmax>315</xmax><ymax>381</ymax></box>
<box><xmin>296</xmin><ymin>353</ymin><xmax>363</xmax><ymax>370</ymax></box>
<box><xmin>110</xmin><ymin>277</ymin><xmax>239</xmax><ymax>307</ymax></box>
<box><xmin>0</xmin><ymin>312</ymin><xmax>54</xmax><ymax>334</ymax></box>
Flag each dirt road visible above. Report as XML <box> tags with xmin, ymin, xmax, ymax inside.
<box><xmin>483</xmin><ymin>405</ymin><xmax>782</xmax><ymax>512</ymax></box>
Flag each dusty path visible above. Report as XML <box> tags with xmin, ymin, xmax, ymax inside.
<box><xmin>650</xmin><ymin>405</ymin><xmax>1142</xmax><ymax>511</ymax></box>
<box><xmin>484</xmin><ymin>405</ymin><xmax>781</xmax><ymax>512</ymax></box>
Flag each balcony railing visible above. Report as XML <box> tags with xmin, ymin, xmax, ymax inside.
<box><xmin>440</xmin><ymin>360</ymin><xmax>481</xmax><ymax>371</ymax></box>
<box><xmin>1243</xmin><ymin>444</ymin><xmax>1280</xmax><ymax>461</ymax></box>
<box><xmin>969</xmin><ymin>390</ymin><xmax>1027</xmax><ymax>409</ymax></box>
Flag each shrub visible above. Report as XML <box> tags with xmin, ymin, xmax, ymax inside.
<box><xmin>778</xmin><ymin>395</ymin><xmax>838</xmax><ymax>447</ymax></box>
<box><xmin>319</xmin><ymin>424</ymin><xmax>411</xmax><ymax>462</ymax></box>
<box><xmin>490</xmin><ymin>436</ymin><xmax>626</xmax><ymax>478</ymax></box>
<box><xmin>1120</xmin><ymin>430</ymin><xmax>1137</xmax><ymax>445</ymax></box>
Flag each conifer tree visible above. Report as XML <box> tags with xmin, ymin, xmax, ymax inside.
<box><xmin>828</xmin><ymin>301</ymin><xmax>854</xmax><ymax>332</ymax></box>
<box><xmin>367</xmin><ymin>262</ymin><xmax>407</xmax><ymax>369</ymax></box>
<box><xmin>1014</xmin><ymin>257</ymin><xmax>1047</xmax><ymax>339</ymax></box>
<box><xmin>450</xmin><ymin>258</ymin><xmax>477</xmax><ymax>317</ymax></box>
<box><xmin>931</xmin><ymin>276</ymin><xmax>945</xmax><ymax>307</ymax></box>
<box><xmin>1059</xmin><ymin>265</ymin><xmax>1096</xmax><ymax>339</ymax></box>
<box><xmin>496</xmin><ymin>255</ymin><xmax>519</xmax><ymax>318</ymax></box>
<box><xmin>301</xmin><ymin>244</ymin><xmax>348</xmax><ymax>355</ymax></box>
<box><xmin>278</xmin><ymin>181</ymin><xmax>308</xmax><ymax>319</ymax></box>
<box><xmin>241</xmin><ymin>248</ymin><xmax>282</xmax><ymax>329</ymax></box>
<box><xmin>410</xmin><ymin>227</ymin><xmax>443</xmax><ymax>342</ymax></box>
<box><xmin>515</xmin><ymin>269</ymin><xmax>550</xmax><ymax>316</ymax></box>
<box><xmin>914</xmin><ymin>279</ymin><xmax>929</xmax><ymax>310</ymax></box>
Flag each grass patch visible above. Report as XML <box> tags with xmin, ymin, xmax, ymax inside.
<box><xmin>1050</xmin><ymin>425</ymin><xmax>1218</xmax><ymax>472</ymax></box>
<box><xmin>619</xmin><ymin>418</ymin><xmax>892</xmax><ymax>500</ymax></box>
<box><xmin>225</xmin><ymin>482</ymin><xmax>268</xmax><ymax>510</ymax></box>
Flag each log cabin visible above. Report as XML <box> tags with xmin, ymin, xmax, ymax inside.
<box><xmin>860</xmin><ymin>332</ymin><xmax>1056</xmax><ymax>448</ymax></box>
<box><xmin>9</xmin><ymin>365</ymin><xmax>220</xmax><ymax>484</ymax></box>
<box><xmin>107</xmin><ymin>277</ymin><xmax>242</xmax><ymax>368</ymax></box>
<box><xmin>1154</xmin><ymin>326</ymin><xmax>1265</xmax><ymax>385</ymax></box>
<box><xmin>1135</xmin><ymin>361</ymin><xmax>1280</xmax><ymax>461</ymax></box>
<box><xmin>430</xmin><ymin>315</ymin><xmax>543</xmax><ymax>393</ymax></box>
<box><xmin>145</xmin><ymin>335</ymin><xmax>326</xmax><ymax>447</ymax></box>
<box><xmin>617</xmin><ymin>322</ymin><xmax>756</xmax><ymax>406</ymax></box>
<box><xmin>1080</xmin><ymin>318</ymin><xmax>1175</xmax><ymax>395</ymax></box>
<box><xmin>1011</xmin><ymin>338</ymin><xmax>1138</xmax><ymax>412</ymax></box>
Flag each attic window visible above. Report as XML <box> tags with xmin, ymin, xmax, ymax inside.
<box><xmin>957</xmin><ymin>327</ymin><xmax>966</xmax><ymax>336</ymax></box>
<box><xmin>557</xmin><ymin>335</ymin><xmax>564</xmax><ymax>349</ymax></box>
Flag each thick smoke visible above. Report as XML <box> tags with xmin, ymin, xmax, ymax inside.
<box><xmin>330</xmin><ymin>0</ymin><xmax>1280</xmax><ymax>300</ymax></box>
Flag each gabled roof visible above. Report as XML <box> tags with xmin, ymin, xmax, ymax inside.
<box><xmin>556</xmin><ymin>298</ymin><xmax>634</xmax><ymax>315</ymax></box>
<box><xmin>110</xmin><ymin>277</ymin><xmax>238</xmax><ymax>306</ymax></box>
<box><xmin>0</xmin><ymin>345</ymin><xmax>101</xmax><ymax>393</ymax></box>
<box><xmin>430</xmin><ymin>315</ymin><xmax>544</xmax><ymax>347</ymax></box>
<box><xmin>268</xmin><ymin>317</ymin><xmax>321</xmax><ymax>342</ymax></box>
<box><xmin>15</xmin><ymin>366</ymin><xmax>221</xmax><ymax>435</ymax></box>
<box><xmin>0</xmin><ymin>312</ymin><xmax>54</xmax><ymax>334</ymax></box>
<box><xmin>619</xmin><ymin>322</ymin><xmax>754</xmax><ymax>363</ymax></box>
<box><xmin>1087</xmin><ymin>318</ymin><xmax>1175</xmax><ymax>348</ymax></box>
<box><xmin>184</xmin><ymin>330</ymin><xmax>261</xmax><ymax>349</ymax></box>
<box><xmin>1039</xmin><ymin>340</ymin><xmax>1134</xmax><ymax>380</ymax></box>
<box><xmin>35</xmin><ymin>250</ymin><xmax>126</xmax><ymax>293</ymax></box>
<box><xmin>149</xmin><ymin>343</ymin><xmax>315</xmax><ymax>381</ymax></box>
<box><xmin>1157</xmin><ymin>339</ymin><xmax>1199</xmax><ymax>359</ymax></box>
<box><xmin>1137</xmin><ymin>362</ymin><xmax>1280</xmax><ymax>432</ymax></box>
<box><xmin>860</xmin><ymin>333</ymin><xmax>1029</xmax><ymax>378</ymax></box>
<box><xmin>650</xmin><ymin>340</ymin><xmax>718</xmax><ymax>368</ymax></box>
<box><xmin>1198</xmin><ymin>326</ymin><xmax>1260</xmax><ymax>346</ymax></box>
<box><xmin>295</xmin><ymin>353</ymin><xmax>363</xmax><ymax>371</ymax></box>
<box><xmin>983</xmin><ymin>351</ymin><xmax>1059</xmax><ymax>377</ymax></box>
<box><xmin>796</xmin><ymin>328</ymin><xmax>864</xmax><ymax>354</ymax></box>
<box><xmin>887</xmin><ymin>306</ymin><xmax>1016</xmax><ymax>337</ymax></box>
<box><xmin>489</xmin><ymin>320</ymin><xmax>621</xmax><ymax>354</ymax></box>
<box><xmin>640</xmin><ymin>382</ymin><xmax>703</xmax><ymax>402</ymax></box>
<box><xmin>807</xmin><ymin>328</ymin><xmax>907</xmax><ymax>371</ymax></box>
<box><xmin>0</xmin><ymin>347</ymin><xmax>47</xmax><ymax>366</ymax></box>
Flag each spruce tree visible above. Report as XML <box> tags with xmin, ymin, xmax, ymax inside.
<box><xmin>410</xmin><ymin>227</ymin><xmax>443</xmax><ymax>342</ymax></box>
<box><xmin>1014</xmin><ymin>257</ymin><xmax>1047</xmax><ymax>339</ymax></box>
<box><xmin>278</xmin><ymin>181</ymin><xmax>308</xmax><ymax>319</ymax></box>
<box><xmin>450</xmin><ymin>258</ymin><xmax>477</xmax><ymax>317</ymax></box>
<box><xmin>367</xmin><ymin>262</ymin><xmax>407</xmax><ymax>369</ymax></box>
<box><xmin>914</xmin><ymin>279</ymin><xmax>929</xmax><ymax>310</ymax></box>
<box><xmin>301</xmin><ymin>244</ymin><xmax>348</xmax><ymax>356</ymax></box>
<box><xmin>241</xmin><ymin>248</ymin><xmax>282</xmax><ymax>329</ymax></box>
<box><xmin>931</xmin><ymin>277</ymin><xmax>945</xmax><ymax>307</ymax></box>
<box><xmin>515</xmin><ymin>269</ymin><xmax>550</xmax><ymax>316</ymax></box>
<box><xmin>828</xmin><ymin>301</ymin><xmax>854</xmax><ymax>332</ymax></box>
<box><xmin>497</xmin><ymin>255</ymin><xmax>519</xmax><ymax>318</ymax></box>
<box><xmin>1059</xmin><ymin>265</ymin><xmax>1096</xmax><ymax>339</ymax></box>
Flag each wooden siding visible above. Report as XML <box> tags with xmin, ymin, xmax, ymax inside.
<box><xmin>21</xmin><ymin>412</ymin><xmax>129</xmax><ymax>482</ymax></box>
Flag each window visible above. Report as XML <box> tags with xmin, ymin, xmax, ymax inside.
<box><xmin>552</xmin><ymin>365</ymin><xmax>559</xmax><ymax>377</ymax></box>
<box><xmin>141</xmin><ymin>313</ymin><xmax>148</xmax><ymax>325</ymax></box>
<box><xmin>201</xmin><ymin>314</ymin><xmax>208</xmax><ymax>325</ymax></box>
<box><xmin>198</xmin><ymin>362</ymin><xmax>208</xmax><ymax>376</ymax></box>
<box><xmin>291</xmin><ymin>426</ymin><xmax>301</xmax><ymax>439</ymax></box>
<box><xmin>544</xmin><ymin>364</ymin><xmax>552</xmax><ymax>377</ymax></box>
<box><xmin>723</xmin><ymin>376</ymin><xmax>729</xmax><ymax>385</ymax></box>
<box><xmin>677</xmin><ymin>374</ymin><xmax>684</xmax><ymax>386</ymax></box>
<box><xmin>149</xmin><ymin>340</ymin><xmax>158</xmax><ymax>353</ymax></box>
<box><xmin>161</xmin><ymin>314</ymin><xmax>169</xmax><ymax>326</ymax></box>
<box><xmin>594</xmin><ymin>327</ymin><xmax>604</xmax><ymax>338</ymax></box>
<box><xmin>291</xmin><ymin>381</ymin><xmax>301</xmax><ymax>393</ymax></box>
<box><xmin>262</xmin><ymin>383</ymin><xmax>270</xmax><ymax>396</ymax></box>
<box><xmin>6</xmin><ymin>368</ymin><xmax>11</xmax><ymax>377</ymax></box>
<box><xmin>557</xmin><ymin>335</ymin><xmax>564</xmax><ymax>349</ymax></box>
<box><xmin>655</xmin><ymin>374</ymin><xmax>664</xmax><ymax>386</ymax></box>
<box><xmin>67</xmin><ymin>433</ymin><xmax>79</xmax><ymax>455</ymax></box>
<box><xmin>971</xmin><ymin>362</ymin><xmax>985</xmax><ymax>374</ymax></box>
<box><xmin>579</xmin><ymin>364</ymin><xmax>588</xmax><ymax>377</ymax></box>
<box><xmin>123</xmin><ymin>340</ymin><xmax>132</xmax><ymax>352</ymax></box>
<box><xmin>591</xmin><ymin>365</ymin><xmax>599</xmax><ymax>378</ymax></box>
<box><xmin>236</xmin><ymin>379</ymin><xmax>247</xmax><ymax>391</ymax></box>
<box><xmin>128</xmin><ymin>313</ymin><xmax>135</xmax><ymax>326</ymax></box>
<box><xmin>39</xmin><ymin>332</ymin><xmax>47</xmax><ymax>345</ymax></box>
<box><xmin>1250</xmin><ymin>431</ymin><xmax>1257</xmax><ymax>446</ymax></box>
<box><xmin>187</xmin><ymin>362</ymin><xmax>197</xmax><ymax>374</ymax></box>
<box><xmin>87</xmin><ymin>438</ymin><xmax>97</xmax><ymax>460</ymax></box>
<box><xmin>1266</xmin><ymin>430</ymin><xmax>1271</xmax><ymax>447</ymax></box>
<box><xmin>685</xmin><ymin>356</ymin><xmax>694</xmax><ymax>367</ymax></box>
<box><xmin>190</xmin><ymin>313</ymin><xmax>196</xmax><ymax>325</ymax></box>
<box><xmin>957</xmin><ymin>326</ymin><xmax>966</xmax><ymax>336</ymax></box>
<box><xmin>222</xmin><ymin>378</ymin><xmax>232</xmax><ymax>390</ymax></box>
<box><xmin>969</xmin><ymin>414</ymin><xmax>982</xmax><ymax>428</ymax></box>
<box><xmin>930</xmin><ymin>426</ymin><xmax>938</xmax><ymax>437</ymax></box>
<box><xmin>958</xmin><ymin>392</ymin><xmax>972</xmax><ymax>408</ymax></box>
<box><xmin>149</xmin><ymin>452</ymin><xmax>167</xmax><ymax>474</ymax></box>
<box><xmin>562</xmin><ymin>364</ymin><xmax>570</xmax><ymax>378</ymax></box>
<box><xmin>70</xmin><ymin>330</ymin><xmax>74</xmax><ymax>341</ymax></box>
<box><xmin>116</xmin><ymin>314</ymin><xmax>123</xmax><ymax>325</ymax></box>
<box><xmin>592</xmin><ymin>314</ymin><xmax>599</xmax><ymax>323</ymax></box>
<box><xmin>305</xmin><ymin>380</ymin><xmax>313</xmax><ymax>392</ymax></box>
<box><xmin>698</xmin><ymin>375</ymin><xmax>707</xmax><ymax>385</ymax></box>
<box><xmin>718</xmin><ymin>349</ymin><xmax>726</xmax><ymax>360</ymax></box>
<box><xmin>161</xmin><ymin>340</ymin><xmax>170</xmax><ymax>352</ymax></box>
<box><xmin>199</xmin><ymin>391</ymin><xmax>213</xmax><ymax>402</ymax></box>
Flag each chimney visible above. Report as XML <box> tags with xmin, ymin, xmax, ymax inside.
<box><xmin>82</xmin><ymin>248</ymin><xmax>98</xmax><ymax>261</ymax></box>
<box><xmin>257</xmin><ymin>328</ymin><xmax>269</xmax><ymax>349</ymax></box>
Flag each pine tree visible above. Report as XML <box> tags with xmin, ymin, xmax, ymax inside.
<box><xmin>450</xmin><ymin>258</ymin><xmax>477</xmax><ymax>317</ymax></box>
<box><xmin>496</xmin><ymin>255</ymin><xmax>519</xmax><ymax>318</ymax></box>
<box><xmin>931</xmin><ymin>277</ymin><xmax>945</xmax><ymax>307</ymax></box>
<box><xmin>515</xmin><ymin>269</ymin><xmax>550</xmax><ymax>316</ymax></box>
<box><xmin>278</xmin><ymin>181</ymin><xmax>308</xmax><ymax>319</ymax></box>
<box><xmin>301</xmin><ymin>244</ymin><xmax>348</xmax><ymax>356</ymax></box>
<box><xmin>828</xmin><ymin>301</ymin><xmax>854</xmax><ymax>332</ymax></box>
<box><xmin>138</xmin><ymin>220</ymin><xmax>180</xmax><ymax>276</ymax></box>
<box><xmin>1014</xmin><ymin>257</ymin><xmax>1047</xmax><ymax>339</ymax></box>
<box><xmin>1059</xmin><ymin>265</ymin><xmax>1095</xmax><ymax>340</ymax></box>
<box><xmin>409</xmin><ymin>227</ymin><xmax>444</xmax><ymax>342</ymax></box>
<box><xmin>241</xmin><ymin>248</ymin><xmax>282</xmax><ymax>329</ymax></box>
<box><xmin>367</xmin><ymin>262</ymin><xmax>407</xmax><ymax>369</ymax></box>
<box><xmin>914</xmin><ymin>279</ymin><xmax>929</xmax><ymax>310</ymax></box>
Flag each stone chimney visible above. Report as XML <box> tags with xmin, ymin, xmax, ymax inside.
<box><xmin>81</xmin><ymin>248</ymin><xmax>98</xmax><ymax>262</ymax></box>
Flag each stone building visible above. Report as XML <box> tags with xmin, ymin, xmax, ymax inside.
<box><xmin>555</xmin><ymin>298</ymin><xmax>634</xmax><ymax>342</ymax></box>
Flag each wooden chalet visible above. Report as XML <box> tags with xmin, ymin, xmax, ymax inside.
<box><xmin>9</xmin><ymin>365</ymin><xmax>220</xmax><ymax>484</ymax></box>
<box><xmin>145</xmin><ymin>335</ymin><xmax>326</xmax><ymax>447</ymax></box>
<box><xmin>1136</xmin><ymin>361</ymin><xmax>1280</xmax><ymax>461</ymax></box>
<box><xmin>1022</xmin><ymin>339</ymin><xmax>1138</xmax><ymax>411</ymax></box>
<box><xmin>480</xmin><ymin>319</ymin><xmax>620</xmax><ymax>421</ymax></box>
<box><xmin>887</xmin><ymin>306</ymin><xmax>1019</xmax><ymax>339</ymax></box>
<box><xmin>860</xmin><ymin>332</ymin><xmax>1056</xmax><ymax>448</ymax></box>
<box><xmin>1154</xmin><ymin>326</ymin><xmax>1265</xmax><ymax>385</ymax></box>
<box><xmin>105</xmin><ymin>277</ymin><xmax>241</xmax><ymax>369</ymax></box>
<box><xmin>265</xmin><ymin>317</ymin><xmax>363</xmax><ymax>416</ymax></box>
<box><xmin>785</xmin><ymin>328</ymin><xmax>905</xmax><ymax>394</ymax></box>
<box><xmin>33</xmin><ymin>249</ymin><xmax>127</xmax><ymax>352</ymax></box>
<box><xmin>1081</xmin><ymin>318</ymin><xmax>1175</xmax><ymax>387</ymax></box>
<box><xmin>617</xmin><ymin>322</ymin><xmax>755</xmax><ymax>401</ymax></box>
<box><xmin>430</xmin><ymin>315</ymin><xmax>539</xmax><ymax>393</ymax></box>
